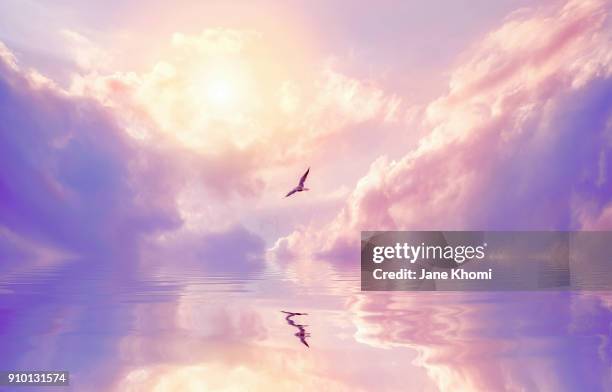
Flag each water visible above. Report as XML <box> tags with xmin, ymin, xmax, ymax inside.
<box><xmin>0</xmin><ymin>259</ymin><xmax>611</xmax><ymax>391</ymax></box>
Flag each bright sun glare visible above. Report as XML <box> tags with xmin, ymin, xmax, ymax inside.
<box><xmin>178</xmin><ymin>65</ymin><xmax>254</xmax><ymax>148</ymax></box>
<box><xmin>206</xmin><ymin>78</ymin><xmax>235</xmax><ymax>107</ymax></box>
<box><xmin>175</xmin><ymin>57</ymin><xmax>265</xmax><ymax>149</ymax></box>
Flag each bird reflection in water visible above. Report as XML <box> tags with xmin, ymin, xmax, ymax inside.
<box><xmin>281</xmin><ymin>311</ymin><xmax>310</xmax><ymax>348</ymax></box>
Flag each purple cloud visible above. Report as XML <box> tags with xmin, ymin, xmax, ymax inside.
<box><xmin>0</xmin><ymin>51</ymin><xmax>181</xmax><ymax>260</ymax></box>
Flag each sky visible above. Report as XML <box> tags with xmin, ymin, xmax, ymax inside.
<box><xmin>0</xmin><ymin>0</ymin><xmax>611</xmax><ymax>391</ymax></box>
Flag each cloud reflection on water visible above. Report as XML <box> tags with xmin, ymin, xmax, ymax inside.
<box><xmin>349</xmin><ymin>291</ymin><xmax>612</xmax><ymax>391</ymax></box>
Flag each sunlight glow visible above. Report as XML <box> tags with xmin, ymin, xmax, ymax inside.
<box><xmin>115</xmin><ymin>28</ymin><xmax>316</xmax><ymax>151</ymax></box>
<box><xmin>186</xmin><ymin>63</ymin><xmax>250</xmax><ymax>118</ymax></box>
<box><xmin>206</xmin><ymin>78</ymin><xmax>236</xmax><ymax>107</ymax></box>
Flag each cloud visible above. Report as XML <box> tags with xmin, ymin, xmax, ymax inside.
<box><xmin>0</xmin><ymin>40</ymin><xmax>277</xmax><ymax>279</ymax></box>
<box><xmin>60</xmin><ymin>29</ymin><xmax>110</xmax><ymax>71</ymax></box>
<box><xmin>68</xmin><ymin>28</ymin><xmax>403</xmax><ymax>204</ymax></box>
<box><xmin>0</xmin><ymin>41</ymin><xmax>17</xmax><ymax>70</ymax></box>
<box><xmin>142</xmin><ymin>224</ymin><xmax>267</xmax><ymax>277</ymax></box>
<box><xmin>0</xmin><ymin>45</ymin><xmax>183</xmax><ymax>260</ymax></box>
<box><xmin>272</xmin><ymin>0</ymin><xmax>612</xmax><ymax>264</ymax></box>
<box><xmin>0</xmin><ymin>44</ymin><xmax>272</xmax><ymax>382</ymax></box>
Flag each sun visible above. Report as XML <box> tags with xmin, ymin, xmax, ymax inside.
<box><xmin>178</xmin><ymin>64</ymin><xmax>254</xmax><ymax>147</ymax></box>
<box><xmin>206</xmin><ymin>78</ymin><xmax>236</xmax><ymax>107</ymax></box>
<box><xmin>186</xmin><ymin>63</ymin><xmax>250</xmax><ymax>115</ymax></box>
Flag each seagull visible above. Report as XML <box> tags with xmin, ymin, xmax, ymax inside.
<box><xmin>285</xmin><ymin>168</ymin><xmax>310</xmax><ymax>198</ymax></box>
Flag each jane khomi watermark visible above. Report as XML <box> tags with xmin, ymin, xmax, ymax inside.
<box><xmin>361</xmin><ymin>231</ymin><xmax>612</xmax><ymax>291</ymax></box>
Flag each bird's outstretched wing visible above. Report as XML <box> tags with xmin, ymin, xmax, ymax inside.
<box><xmin>298</xmin><ymin>167</ymin><xmax>310</xmax><ymax>187</ymax></box>
<box><xmin>285</xmin><ymin>188</ymin><xmax>299</xmax><ymax>197</ymax></box>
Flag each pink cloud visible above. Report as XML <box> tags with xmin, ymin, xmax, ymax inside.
<box><xmin>0</xmin><ymin>43</ymin><xmax>185</xmax><ymax>260</ymax></box>
<box><xmin>67</xmin><ymin>29</ymin><xmax>403</xmax><ymax>206</ymax></box>
<box><xmin>272</xmin><ymin>0</ymin><xmax>612</xmax><ymax>264</ymax></box>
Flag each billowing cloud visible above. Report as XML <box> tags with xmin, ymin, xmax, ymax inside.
<box><xmin>70</xmin><ymin>29</ymin><xmax>401</xmax><ymax>151</ymax></box>
<box><xmin>68</xmin><ymin>28</ymin><xmax>402</xmax><ymax>205</ymax></box>
<box><xmin>60</xmin><ymin>29</ymin><xmax>111</xmax><ymax>72</ymax></box>
<box><xmin>273</xmin><ymin>0</ymin><xmax>612</xmax><ymax>264</ymax></box>
<box><xmin>0</xmin><ymin>42</ymin><xmax>273</xmax><ymax>383</ymax></box>
<box><xmin>142</xmin><ymin>224</ymin><xmax>266</xmax><ymax>277</ymax></box>
<box><xmin>0</xmin><ymin>43</ymin><xmax>181</xmax><ymax>260</ymax></box>
<box><xmin>1</xmin><ymin>2</ymin><xmax>611</xmax><ymax>391</ymax></box>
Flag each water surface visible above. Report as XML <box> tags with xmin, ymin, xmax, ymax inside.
<box><xmin>1</xmin><ymin>259</ymin><xmax>611</xmax><ymax>391</ymax></box>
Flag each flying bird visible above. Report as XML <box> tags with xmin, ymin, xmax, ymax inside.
<box><xmin>285</xmin><ymin>168</ymin><xmax>310</xmax><ymax>198</ymax></box>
